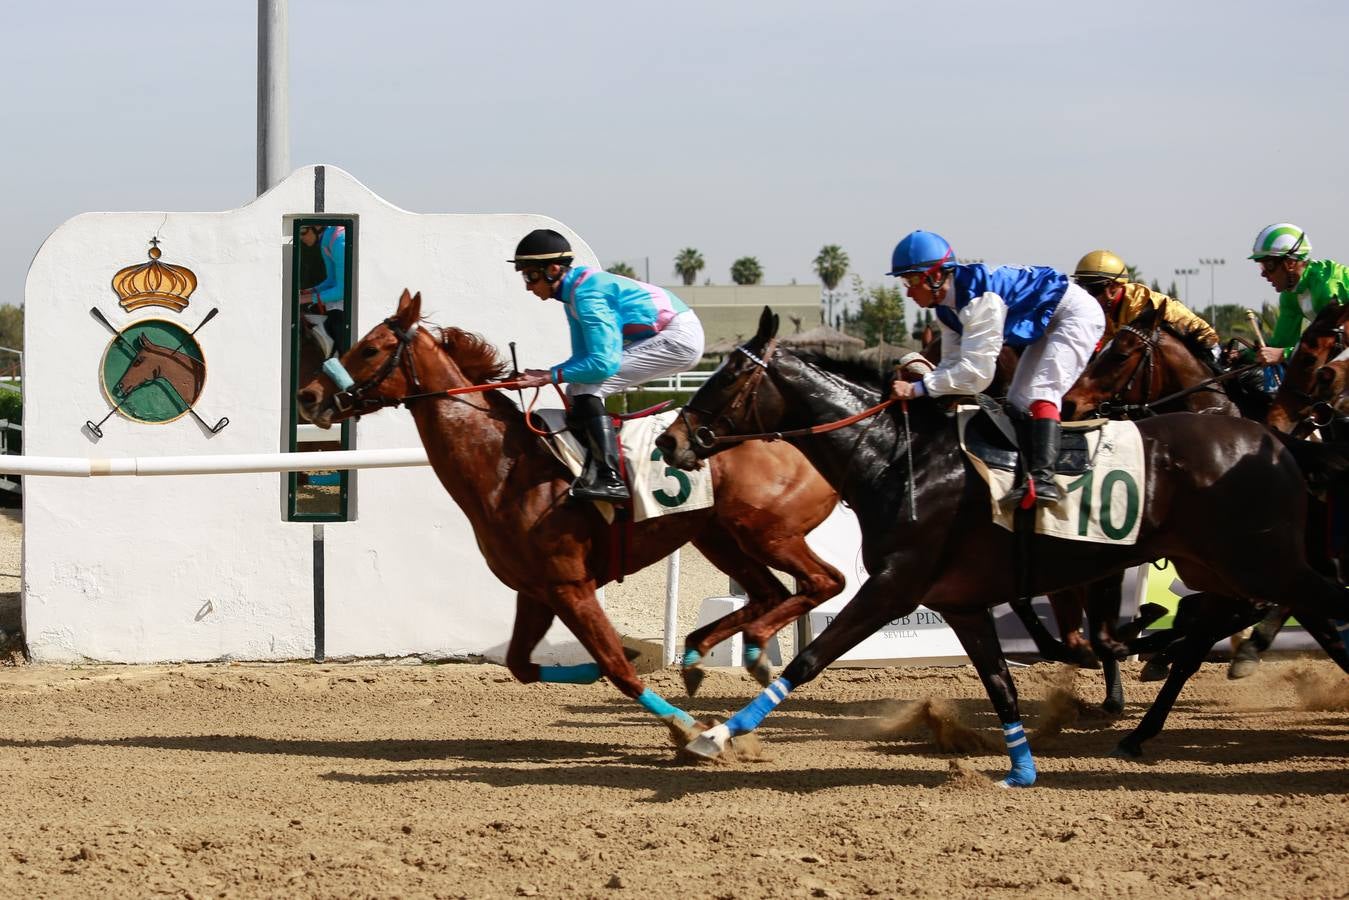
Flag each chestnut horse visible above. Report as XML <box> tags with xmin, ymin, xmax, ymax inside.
<box><xmin>657</xmin><ymin>307</ymin><xmax>1349</xmax><ymax>781</ymax></box>
<box><xmin>296</xmin><ymin>291</ymin><xmax>843</xmax><ymax>740</ymax></box>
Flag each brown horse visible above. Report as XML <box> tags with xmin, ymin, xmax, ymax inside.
<box><xmin>1266</xmin><ymin>300</ymin><xmax>1349</xmax><ymax>435</ymax></box>
<box><xmin>295</xmin><ymin>290</ymin><xmax>843</xmax><ymax>739</ymax></box>
<box><xmin>115</xmin><ymin>334</ymin><xmax>206</xmax><ymax>406</ymax></box>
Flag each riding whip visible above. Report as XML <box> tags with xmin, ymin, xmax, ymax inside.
<box><xmin>1245</xmin><ymin>309</ymin><xmax>1282</xmax><ymax>388</ymax></box>
<box><xmin>901</xmin><ymin>400</ymin><xmax>916</xmax><ymax>522</ymax></box>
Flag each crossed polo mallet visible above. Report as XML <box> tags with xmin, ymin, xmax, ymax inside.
<box><xmin>85</xmin><ymin>306</ymin><xmax>229</xmax><ymax>438</ymax></box>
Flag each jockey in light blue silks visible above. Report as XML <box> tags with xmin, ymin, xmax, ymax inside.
<box><xmin>511</xmin><ymin>229</ymin><xmax>705</xmax><ymax>504</ymax></box>
<box><xmin>888</xmin><ymin>230</ymin><xmax>1104</xmax><ymax>506</ymax></box>
<box><xmin>299</xmin><ymin>224</ymin><xmax>347</xmax><ymax>359</ymax></box>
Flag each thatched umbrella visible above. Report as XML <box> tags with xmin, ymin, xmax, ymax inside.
<box><xmin>703</xmin><ymin>335</ymin><xmax>742</xmax><ymax>359</ymax></box>
<box><xmin>778</xmin><ymin>324</ymin><xmax>865</xmax><ymax>352</ymax></box>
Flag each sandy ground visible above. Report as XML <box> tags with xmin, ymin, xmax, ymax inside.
<box><xmin>0</xmin><ymin>658</ymin><xmax>1344</xmax><ymax>898</ymax></box>
<box><xmin>0</xmin><ymin>509</ymin><xmax>1346</xmax><ymax>896</ymax></box>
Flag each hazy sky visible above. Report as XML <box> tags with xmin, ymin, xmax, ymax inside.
<box><xmin>5</xmin><ymin>1</ymin><xmax>1347</xmax><ymax>318</ymax></box>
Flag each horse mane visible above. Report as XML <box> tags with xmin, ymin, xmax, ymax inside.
<box><xmin>436</xmin><ymin>325</ymin><xmax>511</xmax><ymax>384</ymax></box>
<box><xmin>1157</xmin><ymin>321</ymin><xmax>1220</xmax><ymax>372</ymax></box>
<box><xmin>792</xmin><ymin>349</ymin><xmax>887</xmax><ymax>392</ymax></box>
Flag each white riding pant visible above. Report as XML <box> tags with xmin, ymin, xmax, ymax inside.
<box><xmin>567</xmin><ymin>310</ymin><xmax>706</xmax><ymax>399</ymax></box>
<box><xmin>1007</xmin><ymin>283</ymin><xmax>1105</xmax><ymax>411</ymax></box>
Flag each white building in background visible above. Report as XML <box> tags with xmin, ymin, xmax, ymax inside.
<box><xmin>22</xmin><ymin>166</ymin><xmax>595</xmax><ymax>664</ymax></box>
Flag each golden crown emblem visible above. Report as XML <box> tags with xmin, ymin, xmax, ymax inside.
<box><xmin>111</xmin><ymin>238</ymin><xmax>197</xmax><ymax>313</ymax></box>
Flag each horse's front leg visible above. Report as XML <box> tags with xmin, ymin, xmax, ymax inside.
<box><xmin>547</xmin><ymin>582</ymin><xmax>699</xmax><ymax>740</ymax></box>
<box><xmin>1047</xmin><ymin>587</ymin><xmax>1100</xmax><ymax>668</ymax></box>
<box><xmin>943</xmin><ymin>607</ymin><xmax>1036</xmax><ymax>787</ymax></box>
<box><xmin>685</xmin><ymin>564</ymin><xmax>922</xmax><ymax>760</ymax></box>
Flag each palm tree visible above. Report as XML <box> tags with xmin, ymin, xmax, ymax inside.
<box><xmin>730</xmin><ymin>257</ymin><xmax>763</xmax><ymax>285</ymax></box>
<box><xmin>608</xmin><ymin>261</ymin><xmax>637</xmax><ymax>278</ymax></box>
<box><xmin>814</xmin><ymin>244</ymin><xmax>849</xmax><ymax>326</ymax></box>
<box><xmin>673</xmin><ymin>248</ymin><xmax>705</xmax><ymax>286</ymax></box>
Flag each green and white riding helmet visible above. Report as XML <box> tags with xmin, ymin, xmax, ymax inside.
<box><xmin>1249</xmin><ymin>223</ymin><xmax>1312</xmax><ymax>261</ymax></box>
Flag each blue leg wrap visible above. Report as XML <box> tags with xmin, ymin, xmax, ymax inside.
<box><xmin>1335</xmin><ymin>620</ymin><xmax>1349</xmax><ymax>645</ymax></box>
<box><xmin>743</xmin><ymin>644</ymin><xmax>761</xmax><ymax>665</ymax></box>
<box><xmin>538</xmin><ymin>663</ymin><xmax>601</xmax><ymax>684</ymax></box>
<box><xmin>682</xmin><ymin>648</ymin><xmax>702</xmax><ymax>667</ymax></box>
<box><xmin>724</xmin><ymin>676</ymin><xmax>793</xmax><ymax>736</ymax></box>
<box><xmin>637</xmin><ymin>689</ymin><xmax>696</xmax><ymax>728</ymax></box>
<box><xmin>1001</xmin><ymin>721</ymin><xmax>1037</xmax><ymax>788</ymax></box>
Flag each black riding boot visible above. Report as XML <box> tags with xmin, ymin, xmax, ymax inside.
<box><xmin>568</xmin><ymin>397</ymin><xmax>631</xmax><ymax>504</ymax></box>
<box><xmin>1005</xmin><ymin>418</ymin><xmax>1063</xmax><ymax>507</ymax></box>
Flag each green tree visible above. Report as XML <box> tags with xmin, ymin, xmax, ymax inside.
<box><xmin>814</xmin><ymin>244</ymin><xmax>850</xmax><ymax>328</ymax></box>
<box><xmin>1125</xmin><ymin>264</ymin><xmax>1142</xmax><ymax>283</ymax></box>
<box><xmin>1149</xmin><ymin>278</ymin><xmax>1163</xmax><ymax>293</ymax></box>
<box><xmin>1167</xmin><ymin>280</ymin><xmax>1179</xmax><ymax>300</ymax></box>
<box><xmin>608</xmin><ymin>261</ymin><xmax>637</xmax><ymax>278</ymax></box>
<box><xmin>849</xmin><ymin>275</ymin><xmax>907</xmax><ymax>345</ymax></box>
<box><xmin>673</xmin><ymin>248</ymin><xmax>705</xmax><ymax>286</ymax></box>
<box><xmin>0</xmin><ymin>306</ymin><xmax>21</xmax><ymax>352</ymax></box>
<box><xmin>730</xmin><ymin>257</ymin><xmax>764</xmax><ymax>285</ymax></box>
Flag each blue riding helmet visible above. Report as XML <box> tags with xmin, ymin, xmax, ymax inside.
<box><xmin>888</xmin><ymin>230</ymin><xmax>957</xmax><ymax>276</ymax></box>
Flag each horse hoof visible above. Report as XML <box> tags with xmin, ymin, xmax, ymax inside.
<box><xmin>681</xmin><ymin>664</ymin><xmax>707</xmax><ymax>697</ymax></box>
<box><xmin>1138</xmin><ymin>659</ymin><xmax>1170</xmax><ymax>682</ymax></box>
<box><xmin>1227</xmin><ymin>656</ymin><xmax>1259</xmax><ymax>680</ymax></box>
<box><xmin>746</xmin><ymin>657</ymin><xmax>774</xmax><ymax>689</ymax></box>
<box><xmin>1110</xmin><ymin>742</ymin><xmax>1143</xmax><ymax>760</ymax></box>
<box><xmin>1067</xmin><ymin>643</ymin><xmax>1101</xmax><ymax>669</ymax></box>
<box><xmin>1101</xmin><ymin>697</ymin><xmax>1124</xmax><ymax>716</ymax></box>
<box><xmin>684</xmin><ymin>723</ymin><xmax>731</xmax><ymax>760</ymax></box>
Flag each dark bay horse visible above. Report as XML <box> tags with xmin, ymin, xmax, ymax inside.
<box><xmin>1266</xmin><ymin>300</ymin><xmax>1349</xmax><ymax>436</ymax></box>
<box><xmin>656</xmin><ymin>307</ymin><xmax>1349</xmax><ymax>783</ymax></box>
<box><xmin>115</xmin><ymin>333</ymin><xmax>206</xmax><ymax>406</ymax></box>
<box><xmin>296</xmin><ymin>291</ymin><xmax>844</xmax><ymax>740</ymax></box>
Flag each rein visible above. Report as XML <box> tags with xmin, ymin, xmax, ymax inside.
<box><xmin>326</xmin><ymin>317</ymin><xmax>566</xmax><ymax>437</ymax></box>
<box><xmin>689</xmin><ymin>340</ymin><xmax>898</xmax><ymax>448</ymax></box>
<box><xmin>1096</xmin><ymin>321</ymin><xmax>1260</xmax><ymax>419</ymax></box>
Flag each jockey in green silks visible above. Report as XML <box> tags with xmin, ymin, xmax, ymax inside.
<box><xmin>1251</xmin><ymin>223</ymin><xmax>1349</xmax><ymax>365</ymax></box>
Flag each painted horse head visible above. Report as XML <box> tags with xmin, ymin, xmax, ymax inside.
<box><xmin>114</xmin><ymin>333</ymin><xmax>206</xmax><ymax>407</ymax></box>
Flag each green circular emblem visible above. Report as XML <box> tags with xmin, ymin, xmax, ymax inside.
<box><xmin>99</xmin><ymin>319</ymin><xmax>206</xmax><ymax>424</ymax></box>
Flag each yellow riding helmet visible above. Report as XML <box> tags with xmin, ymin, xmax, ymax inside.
<box><xmin>1074</xmin><ymin>250</ymin><xmax>1129</xmax><ymax>283</ymax></box>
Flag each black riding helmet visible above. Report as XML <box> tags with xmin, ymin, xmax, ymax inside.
<box><xmin>509</xmin><ymin>229</ymin><xmax>574</xmax><ymax>270</ymax></box>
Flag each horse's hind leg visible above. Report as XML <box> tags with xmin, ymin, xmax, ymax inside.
<box><xmin>684</xmin><ymin>525</ymin><xmax>844</xmax><ymax>694</ymax></box>
<box><xmin>1114</xmin><ymin>595</ymin><xmax>1261</xmax><ymax>758</ymax></box>
<box><xmin>1047</xmin><ymin>588</ymin><xmax>1099</xmax><ymax>668</ymax></box>
<box><xmin>505</xmin><ymin>594</ymin><xmax>561</xmax><ymax>685</ymax></box>
<box><xmin>1085</xmin><ymin>575</ymin><xmax>1127</xmax><ymax>714</ymax></box>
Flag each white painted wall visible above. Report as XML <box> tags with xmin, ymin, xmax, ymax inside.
<box><xmin>22</xmin><ymin>166</ymin><xmax>597</xmax><ymax>663</ymax></box>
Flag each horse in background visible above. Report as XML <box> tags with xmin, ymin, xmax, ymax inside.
<box><xmin>1266</xmin><ymin>300</ymin><xmax>1349</xmax><ymax>436</ymax></box>
<box><xmin>296</xmin><ymin>291</ymin><xmax>845</xmax><ymax>742</ymax></box>
<box><xmin>114</xmin><ymin>333</ymin><xmax>205</xmax><ymax>407</ymax></box>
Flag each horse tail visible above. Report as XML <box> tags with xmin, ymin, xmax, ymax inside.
<box><xmin>1274</xmin><ymin>431</ymin><xmax>1349</xmax><ymax>494</ymax></box>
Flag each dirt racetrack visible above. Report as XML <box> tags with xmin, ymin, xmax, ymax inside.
<box><xmin>0</xmin><ymin>657</ymin><xmax>1345</xmax><ymax>898</ymax></box>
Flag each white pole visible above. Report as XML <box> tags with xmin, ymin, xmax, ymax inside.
<box><xmin>663</xmin><ymin>551</ymin><xmax>681</xmax><ymax>665</ymax></box>
<box><xmin>257</xmin><ymin>0</ymin><xmax>290</xmax><ymax>195</ymax></box>
<box><xmin>0</xmin><ymin>447</ymin><xmax>429</xmax><ymax>477</ymax></box>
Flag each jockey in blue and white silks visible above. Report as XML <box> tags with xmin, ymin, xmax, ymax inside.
<box><xmin>511</xmin><ymin>229</ymin><xmax>704</xmax><ymax>504</ymax></box>
<box><xmin>888</xmin><ymin>230</ymin><xmax>1104</xmax><ymax>507</ymax></box>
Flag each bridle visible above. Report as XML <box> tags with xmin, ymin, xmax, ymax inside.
<box><xmin>325</xmin><ymin>317</ymin><xmax>536</xmax><ymax>420</ymax></box>
<box><xmin>1096</xmin><ymin>322</ymin><xmax>1163</xmax><ymax>420</ymax></box>
<box><xmin>684</xmin><ymin>339</ymin><xmax>780</xmax><ymax>450</ymax></box>
<box><xmin>330</xmin><ymin>316</ymin><xmax>428</xmax><ymax>416</ymax></box>
<box><xmin>683</xmin><ymin>337</ymin><xmax>899</xmax><ymax>450</ymax></box>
